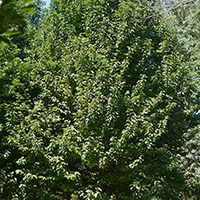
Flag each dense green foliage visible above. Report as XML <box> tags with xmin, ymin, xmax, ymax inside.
<box><xmin>163</xmin><ymin>1</ymin><xmax>200</xmax><ymax>199</ymax></box>
<box><xmin>0</xmin><ymin>0</ymin><xmax>34</xmax><ymax>44</ymax></box>
<box><xmin>0</xmin><ymin>0</ymin><xmax>199</xmax><ymax>199</ymax></box>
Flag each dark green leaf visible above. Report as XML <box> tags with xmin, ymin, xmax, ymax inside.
<box><xmin>0</xmin><ymin>10</ymin><xmax>14</xmax><ymax>21</ymax></box>
<box><xmin>2</xmin><ymin>0</ymin><xmax>15</xmax><ymax>7</ymax></box>
<box><xmin>0</xmin><ymin>35</ymin><xmax>10</xmax><ymax>43</ymax></box>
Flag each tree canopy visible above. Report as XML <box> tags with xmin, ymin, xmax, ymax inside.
<box><xmin>0</xmin><ymin>0</ymin><xmax>199</xmax><ymax>199</ymax></box>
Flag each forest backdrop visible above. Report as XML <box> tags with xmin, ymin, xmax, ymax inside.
<box><xmin>0</xmin><ymin>0</ymin><xmax>200</xmax><ymax>199</ymax></box>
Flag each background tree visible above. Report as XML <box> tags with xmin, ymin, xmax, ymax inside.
<box><xmin>11</xmin><ymin>0</ymin><xmax>45</xmax><ymax>59</ymax></box>
<box><xmin>161</xmin><ymin>1</ymin><xmax>200</xmax><ymax>199</ymax></box>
